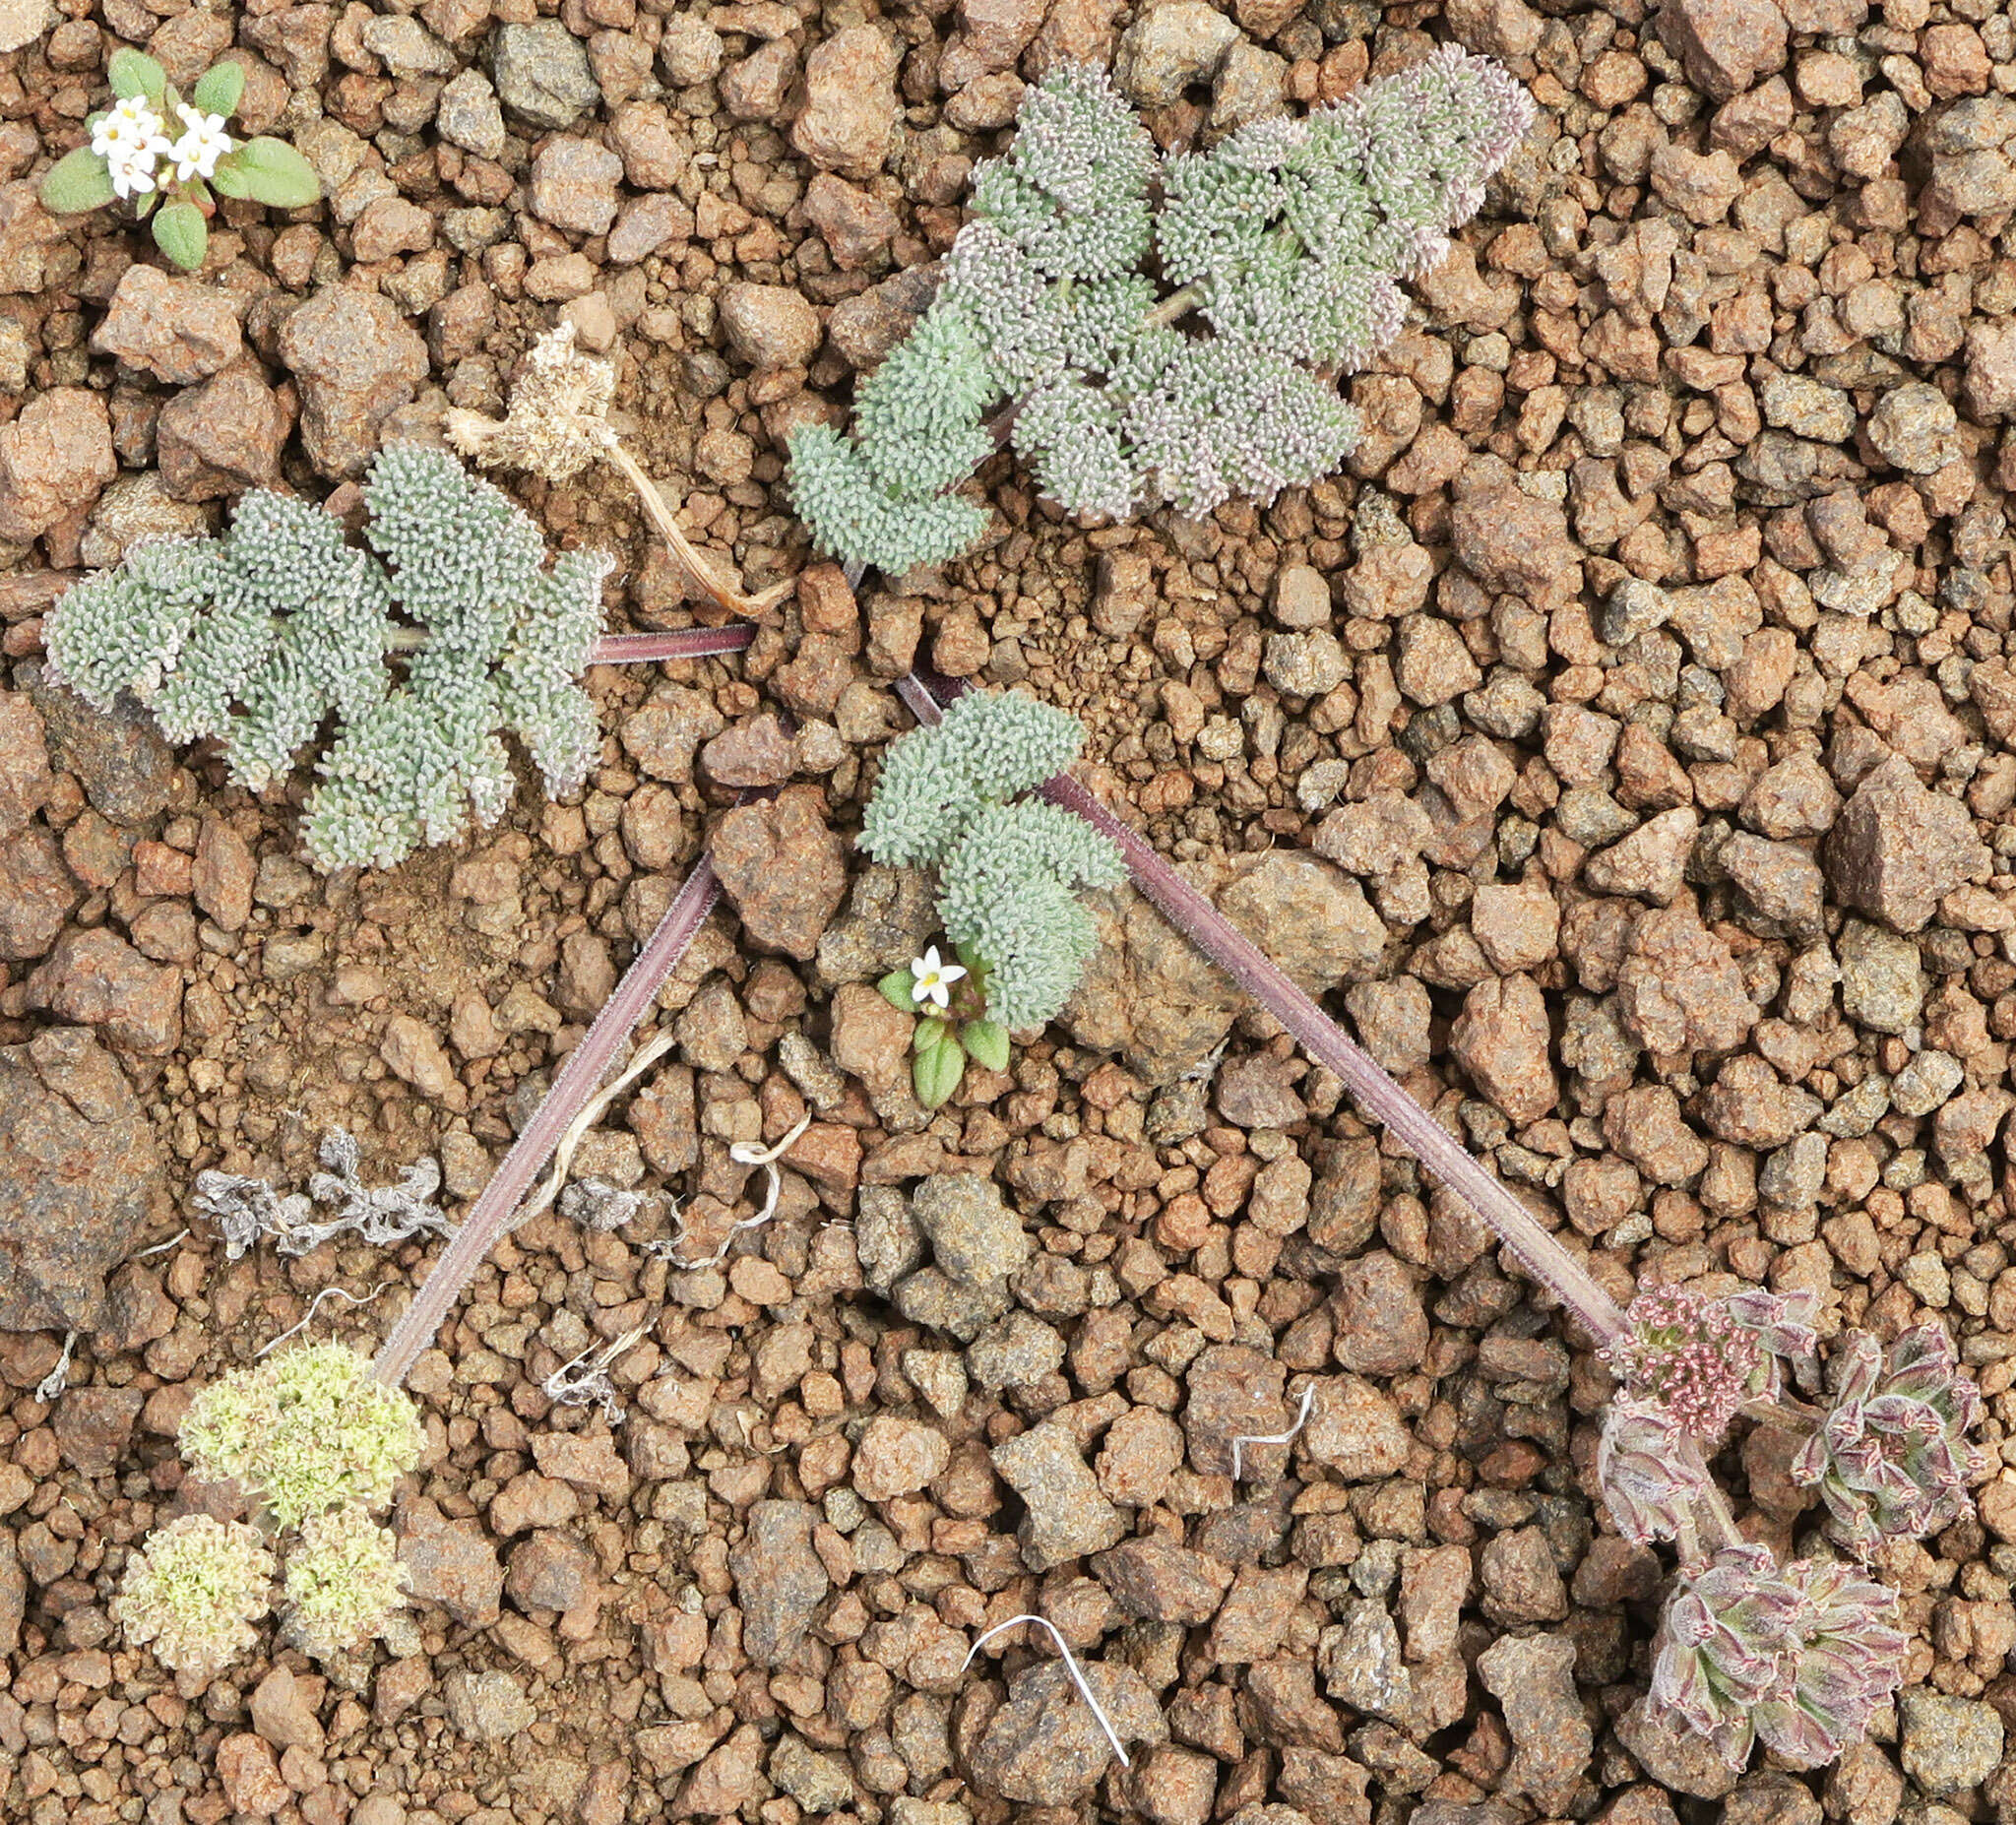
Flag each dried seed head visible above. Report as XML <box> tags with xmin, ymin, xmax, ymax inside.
<box><xmin>446</xmin><ymin>322</ymin><xmax>615</xmax><ymax>483</ymax></box>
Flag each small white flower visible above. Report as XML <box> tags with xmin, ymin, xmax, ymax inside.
<box><xmin>168</xmin><ymin>103</ymin><xmax>233</xmax><ymax>183</ymax></box>
<box><xmin>910</xmin><ymin>946</ymin><xmax>967</xmax><ymax>1012</ymax></box>
<box><xmin>92</xmin><ymin>94</ymin><xmax>169</xmax><ymax>160</ymax></box>
<box><xmin>106</xmin><ymin>144</ymin><xmax>160</xmax><ymax>201</ymax></box>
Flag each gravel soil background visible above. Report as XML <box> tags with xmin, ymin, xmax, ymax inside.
<box><xmin>5</xmin><ymin>0</ymin><xmax>2016</xmax><ymax>1823</ymax></box>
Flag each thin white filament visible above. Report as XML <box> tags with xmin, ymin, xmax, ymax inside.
<box><xmin>1230</xmin><ymin>1382</ymin><xmax>1315</xmax><ymax>1481</ymax></box>
<box><xmin>962</xmin><ymin>1613</ymin><xmax>1131</xmax><ymax>1768</ymax></box>
<box><xmin>659</xmin><ymin>1111</ymin><xmax>814</xmax><ymax>1270</ymax></box>
<box><xmin>257</xmin><ymin>1283</ymin><xmax>392</xmax><ymax>1357</ymax></box>
<box><xmin>519</xmin><ymin>1026</ymin><xmax>681</xmax><ymax>1232</ymax></box>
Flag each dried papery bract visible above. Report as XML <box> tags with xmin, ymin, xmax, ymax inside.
<box><xmin>789</xmin><ymin>51</ymin><xmax>1535</xmax><ymax>574</ymax></box>
<box><xmin>449</xmin><ymin>322</ymin><xmax>788</xmax><ymax>620</ymax></box>
<box><xmin>1792</xmin><ymin>1324</ymin><xmax>1986</xmax><ymax>1555</ymax></box>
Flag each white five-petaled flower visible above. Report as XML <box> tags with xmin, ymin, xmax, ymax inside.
<box><xmin>910</xmin><ymin>946</ymin><xmax>967</xmax><ymax>1012</ymax></box>
<box><xmin>168</xmin><ymin>102</ymin><xmax>233</xmax><ymax>183</ymax></box>
<box><xmin>92</xmin><ymin>94</ymin><xmax>172</xmax><ymax>200</ymax></box>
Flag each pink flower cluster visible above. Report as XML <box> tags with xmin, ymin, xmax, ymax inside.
<box><xmin>1602</xmin><ymin>1284</ymin><xmax>1764</xmax><ymax>1444</ymax></box>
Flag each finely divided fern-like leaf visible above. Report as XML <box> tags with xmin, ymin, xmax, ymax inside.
<box><xmin>42</xmin><ymin>445</ymin><xmax>609</xmax><ymax>872</ymax></box>
<box><xmin>863</xmin><ymin>691</ymin><xmax>1118</xmax><ymax>1032</ymax></box>
<box><xmin>788</xmin><ymin>47</ymin><xmax>1534</xmax><ymax>570</ymax></box>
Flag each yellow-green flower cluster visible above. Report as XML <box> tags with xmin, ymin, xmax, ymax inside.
<box><xmin>284</xmin><ymin>1504</ymin><xmax>410</xmax><ymax>1658</ymax></box>
<box><xmin>112</xmin><ymin>1515</ymin><xmax>275</xmax><ymax>1678</ymax></box>
<box><xmin>181</xmin><ymin>1343</ymin><xmax>424</xmax><ymax>1530</ymax></box>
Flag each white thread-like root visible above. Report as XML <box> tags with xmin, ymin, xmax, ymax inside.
<box><xmin>1229</xmin><ymin>1382</ymin><xmax>1315</xmax><ymax>1481</ymax></box>
<box><xmin>962</xmin><ymin>1613</ymin><xmax>1131</xmax><ymax>1768</ymax></box>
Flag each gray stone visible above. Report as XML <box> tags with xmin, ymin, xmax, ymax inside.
<box><xmin>444</xmin><ymin>1670</ymin><xmax>535</xmax><ymax>1742</ymax></box>
<box><xmin>1838</xmin><ymin>919</ymin><xmax>1926</xmax><ymax>1036</ymax></box>
<box><xmin>968</xmin><ymin>1660</ymin><xmax>1166</xmax><ymax>1802</ymax></box>
<box><xmin>1115</xmin><ymin>0</ymin><xmax>1238</xmax><ymax>106</ymax></box>
<box><xmin>436</xmin><ymin>69</ymin><xmax>507</xmax><ymax>160</ymax></box>
<box><xmin>991</xmin><ymin>1420</ymin><xmax>1126</xmax><ymax>1570</ymax></box>
<box><xmin>0</xmin><ymin>1028</ymin><xmax>166</xmax><ymax>1333</ymax></box>
<box><xmin>1899</xmin><ymin>1691</ymin><xmax>2003</xmax><ymax>1797</ymax></box>
<box><xmin>912</xmin><ymin>1173</ymin><xmax>1030</xmax><ymax>1287</ymax></box>
<box><xmin>769</xmin><ymin>1736</ymin><xmax>854</xmax><ymax>1813</ymax></box>
<box><xmin>1867</xmin><ymin>382</ymin><xmax>1959</xmax><ymax>474</ymax></box>
<box><xmin>489</xmin><ymin>20</ymin><xmax>601</xmax><ymax>131</ymax></box>
<box><xmin>729</xmin><ymin>1500</ymin><xmax>829</xmax><ymax>1667</ymax></box>
<box><xmin>967</xmin><ymin>1311</ymin><xmax>1065</xmax><ymax>1391</ymax></box>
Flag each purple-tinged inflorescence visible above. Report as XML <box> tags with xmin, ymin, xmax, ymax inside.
<box><xmin>1595</xmin><ymin>1396</ymin><xmax>1720</xmax><ymax>1548</ymax></box>
<box><xmin>1602</xmin><ymin>1284</ymin><xmax>1764</xmax><ymax>1444</ymax></box>
<box><xmin>1792</xmin><ymin>1324</ymin><xmax>1987</xmax><ymax>1556</ymax></box>
<box><xmin>1649</xmin><ymin>1542</ymin><xmax>1803</xmax><ymax>1767</ymax></box>
<box><xmin>1755</xmin><ymin>1559</ymin><xmax>1908</xmax><ymax>1768</ymax></box>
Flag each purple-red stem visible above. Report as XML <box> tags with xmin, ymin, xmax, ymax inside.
<box><xmin>373</xmin><ymin>851</ymin><xmax>724</xmax><ymax>1387</ymax></box>
<box><xmin>589</xmin><ymin>625</ymin><xmax>755</xmax><ymax>665</ymax></box>
<box><xmin>894</xmin><ymin>671</ymin><xmax>1628</xmax><ymax>1349</ymax></box>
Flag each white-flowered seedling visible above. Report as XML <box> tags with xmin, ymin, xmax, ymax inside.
<box><xmin>41</xmin><ymin>49</ymin><xmax>319</xmax><ymax>271</ymax></box>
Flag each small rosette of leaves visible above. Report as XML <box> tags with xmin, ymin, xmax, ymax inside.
<box><xmin>1649</xmin><ymin>1542</ymin><xmax>1908</xmax><ymax>1771</ymax></box>
<box><xmin>879</xmin><ymin>945</ymin><xmax>1011</xmax><ymax>1110</ymax></box>
<box><xmin>41</xmin><ymin>51</ymin><xmax>318</xmax><ymax>272</ymax></box>
<box><xmin>1791</xmin><ymin>1324</ymin><xmax>1986</xmax><ymax>1555</ymax></box>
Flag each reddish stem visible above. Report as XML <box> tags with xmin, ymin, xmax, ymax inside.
<box><xmin>894</xmin><ymin>670</ymin><xmax>1627</xmax><ymax>1349</ymax></box>
<box><xmin>373</xmin><ymin>850</ymin><xmax>724</xmax><ymax>1386</ymax></box>
<box><xmin>589</xmin><ymin>626</ymin><xmax>755</xmax><ymax>665</ymax></box>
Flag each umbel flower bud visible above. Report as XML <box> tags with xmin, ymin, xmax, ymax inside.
<box><xmin>1792</xmin><ymin>1324</ymin><xmax>1986</xmax><ymax>1555</ymax></box>
<box><xmin>1595</xmin><ymin>1396</ymin><xmax>1719</xmax><ymax>1548</ymax></box>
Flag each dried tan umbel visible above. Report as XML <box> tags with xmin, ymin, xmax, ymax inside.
<box><xmin>448</xmin><ymin>323</ymin><xmax>788</xmax><ymax>620</ymax></box>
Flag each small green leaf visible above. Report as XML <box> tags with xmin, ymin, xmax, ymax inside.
<box><xmin>192</xmin><ymin>61</ymin><xmax>245</xmax><ymax>118</ymax></box>
<box><xmin>108</xmin><ymin>49</ymin><xmax>166</xmax><ymax>100</ymax></box>
<box><xmin>913</xmin><ymin>1017</ymin><xmax>949</xmax><ymax>1056</ymax></box>
<box><xmin>39</xmin><ymin>147</ymin><xmax>114</xmax><ymax>214</ymax></box>
<box><xmin>961</xmin><ymin>1018</ymin><xmax>1010</xmax><ymax>1074</ymax></box>
<box><xmin>878</xmin><ymin>969</ymin><xmax>917</xmax><ymax>1014</ymax></box>
<box><xmin>954</xmin><ymin>940</ymin><xmax>985</xmax><ymax>976</ymax></box>
<box><xmin>217</xmin><ymin>136</ymin><xmax>320</xmax><ymax>209</ymax></box>
<box><xmin>914</xmin><ymin>1032</ymin><xmax>966</xmax><ymax>1109</ymax></box>
<box><xmin>151</xmin><ymin>200</ymin><xmax>208</xmax><ymax>271</ymax></box>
